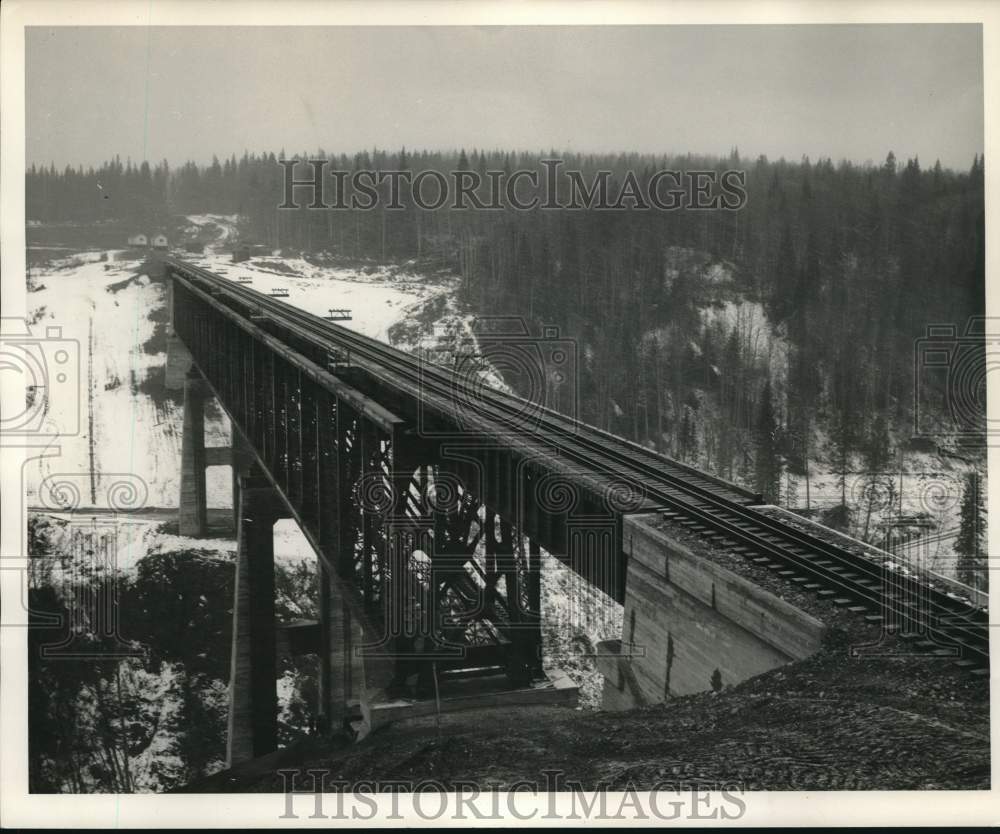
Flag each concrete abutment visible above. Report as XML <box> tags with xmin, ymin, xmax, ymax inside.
<box><xmin>598</xmin><ymin>512</ymin><xmax>826</xmax><ymax>709</ymax></box>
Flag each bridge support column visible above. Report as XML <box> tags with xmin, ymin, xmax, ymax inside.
<box><xmin>318</xmin><ymin>565</ymin><xmax>363</xmax><ymax>736</ymax></box>
<box><xmin>527</xmin><ymin>537</ymin><xmax>544</xmax><ymax>676</ymax></box>
<box><xmin>164</xmin><ymin>332</ymin><xmax>194</xmax><ymax>390</ymax></box>
<box><xmin>226</xmin><ymin>475</ymin><xmax>285</xmax><ymax>766</ymax></box>
<box><xmin>230</xmin><ymin>432</ymin><xmax>256</xmax><ymax>535</ymax></box>
<box><xmin>317</xmin><ymin>564</ymin><xmax>333</xmax><ymax>734</ymax></box>
<box><xmin>496</xmin><ymin>519</ymin><xmax>530</xmax><ymax>685</ymax></box>
<box><xmin>179</xmin><ymin>369</ymin><xmax>208</xmax><ymax>537</ymax></box>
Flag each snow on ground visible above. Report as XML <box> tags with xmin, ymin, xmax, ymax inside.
<box><xmin>272</xmin><ymin>518</ymin><xmax>320</xmax><ymax>565</ymax></box>
<box><xmin>183</xmin><ymin>214</ymin><xmax>239</xmax><ymax>251</ymax></box>
<box><xmin>31</xmin><ymin>510</ymin><xmax>166</xmax><ymax>575</ymax></box>
<box><xmin>146</xmin><ymin>525</ymin><xmax>317</xmax><ymax>567</ymax></box>
<box><xmin>784</xmin><ymin>450</ymin><xmax>974</xmax><ymax>580</ymax></box>
<box><xmin>23</xmin><ymin>221</ymin><xmax>453</xmax><ymax>516</ymax></box>
<box><xmin>185</xmin><ymin>250</ymin><xmax>448</xmax><ymax>343</ymax></box>
<box><xmin>180</xmin><ymin>214</ymin><xmax>455</xmax><ymax>342</ymax></box>
<box><xmin>22</xmin><ymin>252</ymin><xmax>229</xmax><ymax>509</ymax></box>
<box><xmin>29</xmin><ymin>510</ymin><xmax>324</xmax><ymax>575</ymax></box>
<box><xmin>700</xmin><ymin>296</ymin><xmax>788</xmax><ymax>384</ymax></box>
<box><xmin>692</xmin><ymin>286</ymin><xmax>976</xmax><ymax>582</ymax></box>
<box><xmin>22</xmin><ymin>217</ymin><xmax>456</xmax><ymax>589</ymax></box>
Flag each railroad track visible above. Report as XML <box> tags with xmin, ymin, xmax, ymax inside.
<box><xmin>168</xmin><ymin>258</ymin><xmax>759</xmax><ymax>507</ymax></box>
<box><xmin>167</xmin><ymin>258</ymin><xmax>991</xmax><ymax>670</ymax></box>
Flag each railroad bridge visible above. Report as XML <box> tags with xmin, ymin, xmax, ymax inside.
<box><xmin>161</xmin><ymin>257</ymin><xmax>989</xmax><ymax>766</ymax></box>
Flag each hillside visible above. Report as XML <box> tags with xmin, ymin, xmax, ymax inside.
<box><xmin>183</xmin><ymin>625</ymin><xmax>989</xmax><ymax>793</ymax></box>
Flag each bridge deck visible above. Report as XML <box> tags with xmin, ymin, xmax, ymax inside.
<box><xmin>165</xmin><ymin>257</ymin><xmax>760</xmax><ymax>515</ymax></box>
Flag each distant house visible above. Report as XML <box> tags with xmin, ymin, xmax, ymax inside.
<box><xmin>184</xmin><ymin>240</ymin><xmax>204</xmax><ymax>254</ymax></box>
<box><xmin>233</xmin><ymin>242</ymin><xmax>268</xmax><ymax>263</ymax></box>
<box><xmin>151</xmin><ymin>233</ymin><xmax>169</xmax><ymax>250</ymax></box>
<box><xmin>127</xmin><ymin>233</ymin><xmax>148</xmax><ymax>248</ymax></box>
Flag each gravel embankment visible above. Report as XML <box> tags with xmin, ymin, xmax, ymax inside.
<box><xmin>194</xmin><ymin>624</ymin><xmax>988</xmax><ymax>793</ymax></box>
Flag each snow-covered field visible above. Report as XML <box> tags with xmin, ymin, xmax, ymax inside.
<box><xmin>23</xmin><ymin>252</ymin><xmax>220</xmax><ymax>510</ymax></box>
<box><xmin>23</xmin><ymin>219</ymin><xmax>454</xmax><ymax>514</ymax></box>
<box><xmin>182</xmin><ymin>251</ymin><xmax>436</xmax><ymax>343</ymax></box>
<box><xmin>182</xmin><ymin>214</ymin><xmax>451</xmax><ymax>343</ymax></box>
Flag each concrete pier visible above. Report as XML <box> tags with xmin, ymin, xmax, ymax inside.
<box><xmin>226</xmin><ymin>476</ymin><xmax>288</xmax><ymax>766</ymax></box>
<box><xmin>179</xmin><ymin>370</ymin><xmax>208</xmax><ymax>537</ymax></box>
<box><xmin>318</xmin><ymin>564</ymin><xmax>366</xmax><ymax>736</ymax></box>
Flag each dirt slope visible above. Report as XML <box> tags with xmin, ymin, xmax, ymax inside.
<box><xmin>185</xmin><ymin>628</ymin><xmax>989</xmax><ymax>793</ymax></box>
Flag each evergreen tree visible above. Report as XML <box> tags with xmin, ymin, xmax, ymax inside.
<box><xmin>754</xmin><ymin>377</ymin><xmax>781</xmax><ymax>502</ymax></box>
<box><xmin>678</xmin><ymin>403</ymin><xmax>698</xmax><ymax>463</ymax></box>
<box><xmin>861</xmin><ymin>415</ymin><xmax>893</xmax><ymax>540</ymax></box>
<box><xmin>956</xmin><ymin>470</ymin><xmax>986</xmax><ymax>590</ymax></box>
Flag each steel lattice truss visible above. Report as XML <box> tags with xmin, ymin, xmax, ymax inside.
<box><xmin>172</xmin><ymin>273</ymin><xmax>543</xmax><ymax>682</ymax></box>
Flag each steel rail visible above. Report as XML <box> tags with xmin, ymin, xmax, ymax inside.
<box><xmin>167</xmin><ymin>258</ymin><xmax>990</xmax><ymax>664</ymax></box>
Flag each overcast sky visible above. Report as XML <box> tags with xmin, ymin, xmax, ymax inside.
<box><xmin>26</xmin><ymin>25</ymin><xmax>983</xmax><ymax>171</ymax></box>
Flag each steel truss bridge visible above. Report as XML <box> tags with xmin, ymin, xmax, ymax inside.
<box><xmin>164</xmin><ymin>257</ymin><xmax>988</xmax><ymax>763</ymax></box>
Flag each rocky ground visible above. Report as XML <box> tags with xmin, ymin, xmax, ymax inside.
<box><xmin>188</xmin><ymin>624</ymin><xmax>989</xmax><ymax>793</ymax></box>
